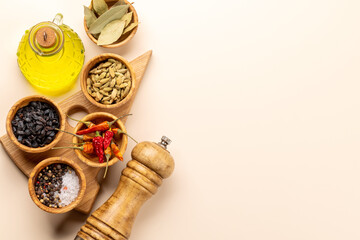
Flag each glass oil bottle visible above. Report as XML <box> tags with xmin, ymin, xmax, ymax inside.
<box><xmin>17</xmin><ymin>13</ymin><xmax>85</xmax><ymax>95</ymax></box>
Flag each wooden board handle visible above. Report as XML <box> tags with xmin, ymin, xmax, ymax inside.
<box><xmin>75</xmin><ymin>141</ymin><xmax>175</xmax><ymax>240</ymax></box>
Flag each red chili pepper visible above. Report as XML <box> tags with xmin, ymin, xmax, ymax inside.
<box><xmin>51</xmin><ymin>142</ymin><xmax>94</xmax><ymax>154</ymax></box>
<box><xmin>111</xmin><ymin>128</ymin><xmax>138</xmax><ymax>143</ymax></box>
<box><xmin>103</xmin><ymin>130</ymin><xmax>114</xmax><ymax>149</ymax></box>
<box><xmin>92</xmin><ymin>131</ymin><xmax>104</xmax><ymax>163</ymax></box>
<box><xmin>56</xmin><ymin>128</ymin><xmax>93</xmax><ymax>141</ymax></box>
<box><xmin>104</xmin><ymin>145</ymin><xmax>112</xmax><ymax>160</ymax></box>
<box><xmin>76</xmin><ymin>114</ymin><xmax>132</xmax><ymax>135</ymax></box>
<box><xmin>110</xmin><ymin>140</ymin><xmax>123</xmax><ymax>161</ymax></box>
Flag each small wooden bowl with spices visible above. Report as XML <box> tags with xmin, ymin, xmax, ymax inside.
<box><xmin>80</xmin><ymin>53</ymin><xmax>136</xmax><ymax>109</ymax></box>
<box><xmin>72</xmin><ymin>112</ymin><xmax>128</xmax><ymax>168</ymax></box>
<box><xmin>28</xmin><ymin>157</ymin><xmax>86</xmax><ymax>214</ymax></box>
<box><xmin>84</xmin><ymin>0</ymin><xmax>138</xmax><ymax>48</ymax></box>
<box><xmin>6</xmin><ymin>95</ymin><xmax>65</xmax><ymax>153</ymax></box>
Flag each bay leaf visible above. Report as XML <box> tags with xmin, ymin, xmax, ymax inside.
<box><xmin>93</xmin><ymin>0</ymin><xmax>108</xmax><ymax>16</ymax></box>
<box><xmin>89</xmin><ymin>5</ymin><xmax>129</xmax><ymax>34</ymax></box>
<box><xmin>112</xmin><ymin>0</ymin><xmax>126</xmax><ymax>8</ymax></box>
<box><xmin>123</xmin><ymin>22</ymin><xmax>138</xmax><ymax>34</ymax></box>
<box><xmin>97</xmin><ymin>20</ymin><xmax>126</xmax><ymax>45</ymax></box>
<box><xmin>120</xmin><ymin>11</ymin><xmax>132</xmax><ymax>27</ymax></box>
<box><xmin>84</xmin><ymin>6</ymin><xmax>97</xmax><ymax>28</ymax></box>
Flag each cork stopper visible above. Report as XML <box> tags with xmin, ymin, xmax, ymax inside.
<box><xmin>35</xmin><ymin>27</ymin><xmax>56</xmax><ymax>48</ymax></box>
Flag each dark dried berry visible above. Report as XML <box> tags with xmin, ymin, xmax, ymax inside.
<box><xmin>30</xmin><ymin>102</ymin><xmax>38</xmax><ymax>108</ymax></box>
<box><xmin>45</xmin><ymin>137</ymin><xmax>53</xmax><ymax>144</ymax></box>
<box><xmin>11</xmin><ymin>101</ymin><xmax>59</xmax><ymax>148</ymax></box>
<box><xmin>17</xmin><ymin>130</ymin><xmax>24</xmax><ymax>135</ymax></box>
<box><xmin>24</xmin><ymin>139</ymin><xmax>31</xmax><ymax>147</ymax></box>
<box><xmin>18</xmin><ymin>121</ymin><xmax>24</xmax><ymax>128</ymax></box>
<box><xmin>35</xmin><ymin>125</ymin><xmax>43</xmax><ymax>132</ymax></box>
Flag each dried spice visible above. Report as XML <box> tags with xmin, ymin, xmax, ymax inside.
<box><xmin>93</xmin><ymin>0</ymin><xmax>108</xmax><ymax>16</ymax></box>
<box><xmin>56</xmin><ymin>128</ymin><xmax>94</xmax><ymax>142</ymax></box>
<box><xmin>52</xmin><ymin>114</ymin><xmax>137</xmax><ymax>177</ymax></box>
<box><xmin>88</xmin><ymin>5</ymin><xmax>129</xmax><ymax>34</ymax></box>
<box><xmin>93</xmin><ymin>131</ymin><xmax>105</xmax><ymax>163</ymax></box>
<box><xmin>35</xmin><ymin>164</ymin><xmax>79</xmax><ymax>208</ymax></box>
<box><xmin>11</xmin><ymin>101</ymin><xmax>60</xmax><ymax>148</ymax></box>
<box><xmin>86</xmin><ymin>58</ymin><xmax>132</xmax><ymax>105</ymax></box>
<box><xmin>123</xmin><ymin>22</ymin><xmax>138</xmax><ymax>34</ymax></box>
<box><xmin>76</xmin><ymin>114</ymin><xmax>131</xmax><ymax>135</ymax></box>
<box><xmin>84</xmin><ymin>6</ymin><xmax>97</xmax><ymax>27</ymax></box>
<box><xmin>111</xmin><ymin>140</ymin><xmax>123</xmax><ymax>161</ymax></box>
<box><xmin>52</xmin><ymin>142</ymin><xmax>94</xmax><ymax>154</ymax></box>
<box><xmin>84</xmin><ymin>0</ymin><xmax>137</xmax><ymax>45</ymax></box>
<box><xmin>112</xmin><ymin>0</ymin><xmax>126</xmax><ymax>7</ymax></box>
<box><xmin>103</xmin><ymin>130</ymin><xmax>114</xmax><ymax>149</ymax></box>
<box><xmin>98</xmin><ymin>20</ymin><xmax>125</xmax><ymax>45</ymax></box>
<box><xmin>120</xmin><ymin>12</ymin><xmax>132</xmax><ymax>27</ymax></box>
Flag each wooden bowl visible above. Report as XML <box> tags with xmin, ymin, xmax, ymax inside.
<box><xmin>84</xmin><ymin>0</ymin><xmax>138</xmax><ymax>48</ymax></box>
<box><xmin>80</xmin><ymin>53</ymin><xmax>136</xmax><ymax>109</ymax></box>
<box><xmin>28</xmin><ymin>157</ymin><xmax>86</xmax><ymax>214</ymax></box>
<box><xmin>73</xmin><ymin>112</ymin><xmax>128</xmax><ymax>168</ymax></box>
<box><xmin>6</xmin><ymin>95</ymin><xmax>65</xmax><ymax>153</ymax></box>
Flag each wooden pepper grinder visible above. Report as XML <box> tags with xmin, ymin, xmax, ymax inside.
<box><xmin>75</xmin><ymin>136</ymin><xmax>175</xmax><ymax>240</ymax></box>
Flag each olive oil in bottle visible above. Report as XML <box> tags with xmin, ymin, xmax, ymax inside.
<box><xmin>17</xmin><ymin>14</ymin><xmax>85</xmax><ymax>95</ymax></box>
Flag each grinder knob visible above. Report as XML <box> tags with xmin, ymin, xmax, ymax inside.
<box><xmin>159</xmin><ymin>136</ymin><xmax>171</xmax><ymax>149</ymax></box>
<box><xmin>75</xmin><ymin>137</ymin><xmax>175</xmax><ymax>240</ymax></box>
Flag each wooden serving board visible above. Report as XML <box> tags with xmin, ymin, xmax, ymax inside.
<box><xmin>0</xmin><ymin>50</ymin><xmax>152</xmax><ymax>214</ymax></box>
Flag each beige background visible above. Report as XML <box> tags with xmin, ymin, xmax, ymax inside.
<box><xmin>1</xmin><ymin>0</ymin><xmax>360</xmax><ymax>239</ymax></box>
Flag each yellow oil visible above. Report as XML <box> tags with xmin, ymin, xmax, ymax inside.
<box><xmin>17</xmin><ymin>24</ymin><xmax>85</xmax><ymax>96</ymax></box>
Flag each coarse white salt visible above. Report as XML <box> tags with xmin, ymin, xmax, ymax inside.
<box><xmin>57</xmin><ymin>170</ymin><xmax>80</xmax><ymax>207</ymax></box>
